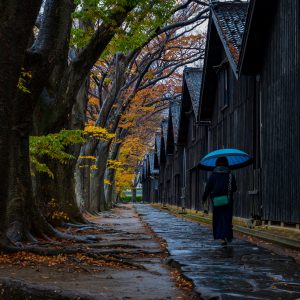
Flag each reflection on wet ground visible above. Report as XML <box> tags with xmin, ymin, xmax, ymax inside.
<box><xmin>136</xmin><ymin>204</ymin><xmax>300</xmax><ymax>300</ymax></box>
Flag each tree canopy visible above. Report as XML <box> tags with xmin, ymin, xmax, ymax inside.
<box><xmin>0</xmin><ymin>0</ymin><xmax>209</xmax><ymax>251</ymax></box>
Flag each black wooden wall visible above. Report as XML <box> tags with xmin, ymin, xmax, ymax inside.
<box><xmin>151</xmin><ymin>0</ymin><xmax>300</xmax><ymax>224</ymax></box>
<box><xmin>258</xmin><ymin>0</ymin><xmax>300</xmax><ymax>223</ymax></box>
<box><xmin>208</xmin><ymin>58</ymin><xmax>256</xmax><ymax>218</ymax></box>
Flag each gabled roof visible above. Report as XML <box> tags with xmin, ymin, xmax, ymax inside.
<box><xmin>184</xmin><ymin>68</ymin><xmax>202</xmax><ymax>118</ymax></box>
<box><xmin>161</xmin><ymin>118</ymin><xmax>168</xmax><ymax>151</ymax></box>
<box><xmin>156</xmin><ymin>120</ymin><xmax>168</xmax><ymax>164</ymax></box>
<box><xmin>170</xmin><ymin>100</ymin><xmax>181</xmax><ymax>144</ymax></box>
<box><xmin>177</xmin><ymin>68</ymin><xmax>203</xmax><ymax>145</ymax></box>
<box><xmin>140</xmin><ymin>157</ymin><xmax>147</xmax><ymax>182</ymax></box>
<box><xmin>238</xmin><ymin>0</ymin><xmax>277</xmax><ymax>75</ymax></box>
<box><xmin>211</xmin><ymin>2</ymin><xmax>249</xmax><ymax>75</ymax></box>
<box><xmin>199</xmin><ymin>2</ymin><xmax>250</xmax><ymax>120</ymax></box>
<box><xmin>148</xmin><ymin>152</ymin><xmax>159</xmax><ymax>175</ymax></box>
<box><xmin>155</xmin><ymin>133</ymin><xmax>161</xmax><ymax>162</ymax></box>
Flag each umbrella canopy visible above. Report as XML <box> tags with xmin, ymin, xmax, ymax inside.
<box><xmin>199</xmin><ymin>148</ymin><xmax>252</xmax><ymax>170</ymax></box>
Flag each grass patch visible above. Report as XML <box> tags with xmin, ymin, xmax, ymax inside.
<box><xmin>120</xmin><ymin>195</ymin><xmax>142</xmax><ymax>203</ymax></box>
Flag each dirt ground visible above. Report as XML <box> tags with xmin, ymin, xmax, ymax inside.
<box><xmin>0</xmin><ymin>204</ymin><xmax>197</xmax><ymax>300</ymax></box>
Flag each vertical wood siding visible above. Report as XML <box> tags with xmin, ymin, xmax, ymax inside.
<box><xmin>151</xmin><ymin>0</ymin><xmax>300</xmax><ymax>224</ymax></box>
<box><xmin>259</xmin><ymin>0</ymin><xmax>300</xmax><ymax>223</ymax></box>
<box><xmin>209</xmin><ymin>63</ymin><xmax>256</xmax><ymax>219</ymax></box>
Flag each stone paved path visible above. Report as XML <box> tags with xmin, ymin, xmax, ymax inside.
<box><xmin>136</xmin><ymin>204</ymin><xmax>300</xmax><ymax>300</ymax></box>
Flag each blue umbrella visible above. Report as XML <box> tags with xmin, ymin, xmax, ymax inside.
<box><xmin>199</xmin><ymin>148</ymin><xmax>252</xmax><ymax>170</ymax></box>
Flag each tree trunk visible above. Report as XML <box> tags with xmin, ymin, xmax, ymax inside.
<box><xmin>3</xmin><ymin>0</ymin><xmax>78</xmax><ymax>239</ymax></box>
<box><xmin>6</xmin><ymin>130</ymin><xmax>33</xmax><ymax>241</ymax></box>
<box><xmin>74</xmin><ymin>53</ymin><xmax>128</xmax><ymax>211</ymax></box>
<box><xmin>0</xmin><ymin>0</ymin><xmax>42</xmax><ymax>246</ymax></box>
<box><xmin>105</xmin><ymin>170</ymin><xmax>116</xmax><ymax>209</ymax></box>
<box><xmin>75</xmin><ymin>162</ymin><xmax>91</xmax><ymax>211</ymax></box>
<box><xmin>4</xmin><ymin>0</ymin><xmax>79</xmax><ymax>242</ymax></box>
<box><xmin>89</xmin><ymin>141</ymin><xmax>111</xmax><ymax>212</ymax></box>
<box><xmin>34</xmin><ymin>78</ymin><xmax>89</xmax><ymax>223</ymax></box>
<box><xmin>131</xmin><ymin>187</ymin><xmax>137</xmax><ymax>203</ymax></box>
<box><xmin>132</xmin><ymin>172</ymin><xmax>140</xmax><ymax>203</ymax></box>
<box><xmin>105</xmin><ymin>137</ymin><xmax>123</xmax><ymax>208</ymax></box>
<box><xmin>37</xmin><ymin>4</ymin><xmax>136</xmax><ymax>134</ymax></box>
<box><xmin>75</xmin><ymin>138</ymin><xmax>98</xmax><ymax>212</ymax></box>
<box><xmin>5</xmin><ymin>87</ymin><xmax>60</xmax><ymax>243</ymax></box>
<box><xmin>34</xmin><ymin>155</ymin><xmax>85</xmax><ymax>224</ymax></box>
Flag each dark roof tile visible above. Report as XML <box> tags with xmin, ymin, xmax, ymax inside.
<box><xmin>212</xmin><ymin>2</ymin><xmax>249</xmax><ymax>65</ymax></box>
<box><xmin>161</xmin><ymin>119</ymin><xmax>169</xmax><ymax>150</ymax></box>
<box><xmin>170</xmin><ymin>100</ymin><xmax>181</xmax><ymax>143</ymax></box>
<box><xmin>184</xmin><ymin>68</ymin><xmax>202</xmax><ymax>117</ymax></box>
<box><xmin>155</xmin><ymin>133</ymin><xmax>161</xmax><ymax>161</ymax></box>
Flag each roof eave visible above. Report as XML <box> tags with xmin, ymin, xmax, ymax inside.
<box><xmin>199</xmin><ymin>16</ymin><xmax>213</xmax><ymax>120</ymax></box>
<box><xmin>237</xmin><ymin>0</ymin><xmax>256</xmax><ymax>77</ymax></box>
<box><xmin>176</xmin><ymin>79</ymin><xmax>190</xmax><ymax>145</ymax></box>
<box><xmin>211</xmin><ymin>10</ymin><xmax>239</xmax><ymax>79</ymax></box>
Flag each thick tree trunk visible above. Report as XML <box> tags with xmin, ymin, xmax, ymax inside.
<box><xmin>90</xmin><ymin>141</ymin><xmax>111</xmax><ymax>212</ymax></box>
<box><xmin>105</xmin><ymin>171</ymin><xmax>116</xmax><ymax>209</ymax></box>
<box><xmin>6</xmin><ymin>128</ymin><xmax>34</xmax><ymax>241</ymax></box>
<box><xmin>75</xmin><ymin>162</ymin><xmax>92</xmax><ymax>211</ymax></box>
<box><xmin>37</xmin><ymin>5</ymin><xmax>136</xmax><ymax>134</ymax></box>
<box><xmin>31</xmin><ymin>0</ymin><xmax>75</xmax><ymax>135</ymax></box>
<box><xmin>105</xmin><ymin>137</ymin><xmax>123</xmax><ymax>208</ymax></box>
<box><xmin>74</xmin><ymin>53</ymin><xmax>128</xmax><ymax>210</ymax></box>
<box><xmin>6</xmin><ymin>105</ymin><xmax>58</xmax><ymax>242</ymax></box>
<box><xmin>0</xmin><ymin>0</ymin><xmax>42</xmax><ymax>246</ymax></box>
<box><xmin>4</xmin><ymin>0</ymin><xmax>76</xmax><ymax>242</ymax></box>
<box><xmin>77</xmin><ymin>142</ymin><xmax>99</xmax><ymax>213</ymax></box>
<box><xmin>75</xmin><ymin>139</ymin><xmax>97</xmax><ymax>212</ymax></box>
<box><xmin>34</xmin><ymin>156</ymin><xmax>85</xmax><ymax>224</ymax></box>
<box><xmin>34</xmin><ymin>79</ymin><xmax>88</xmax><ymax>223</ymax></box>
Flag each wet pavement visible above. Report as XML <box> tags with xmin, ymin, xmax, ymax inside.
<box><xmin>136</xmin><ymin>204</ymin><xmax>300</xmax><ymax>300</ymax></box>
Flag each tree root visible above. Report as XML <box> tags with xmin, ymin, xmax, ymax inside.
<box><xmin>0</xmin><ymin>242</ymin><xmax>147</xmax><ymax>271</ymax></box>
<box><xmin>30</xmin><ymin>210</ymin><xmax>102</xmax><ymax>243</ymax></box>
<box><xmin>62</xmin><ymin>222</ymin><xmax>120</xmax><ymax>235</ymax></box>
<box><xmin>63</xmin><ymin>223</ymin><xmax>108</xmax><ymax>231</ymax></box>
<box><xmin>86</xmin><ymin>243</ymin><xmax>139</xmax><ymax>249</ymax></box>
<box><xmin>54</xmin><ymin>229</ymin><xmax>99</xmax><ymax>243</ymax></box>
<box><xmin>69</xmin><ymin>257</ymin><xmax>93</xmax><ymax>273</ymax></box>
<box><xmin>63</xmin><ymin>222</ymin><xmax>94</xmax><ymax>228</ymax></box>
<box><xmin>40</xmin><ymin>233</ymin><xmax>62</xmax><ymax>245</ymax></box>
<box><xmin>85</xmin><ymin>252</ymin><xmax>146</xmax><ymax>270</ymax></box>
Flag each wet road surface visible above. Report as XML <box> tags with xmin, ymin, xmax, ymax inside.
<box><xmin>136</xmin><ymin>204</ymin><xmax>300</xmax><ymax>300</ymax></box>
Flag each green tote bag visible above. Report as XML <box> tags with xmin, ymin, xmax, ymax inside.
<box><xmin>213</xmin><ymin>173</ymin><xmax>232</xmax><ymax>207</ymax></box>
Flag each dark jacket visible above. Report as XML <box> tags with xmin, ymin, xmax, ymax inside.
<box><xmin>203</xmin><ymin>166</ymin><xmax>237</xmax><ymax>202</ymax></box>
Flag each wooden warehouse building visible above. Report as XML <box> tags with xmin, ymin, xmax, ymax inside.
<box><xmin>142</xmin><ymin>0</ymin><xmax>300</xmax><ymax>226</ymax></box>
<box><xmin>140</xmin><ymin>152</ymin><xmax>159</xmax><ymax>203</ymax></box>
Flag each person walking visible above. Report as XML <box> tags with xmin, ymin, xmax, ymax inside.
<box><xmin>202</xmin><ymin>156</ymin><xmax>237</xmax><ymax>246</ymax></box>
